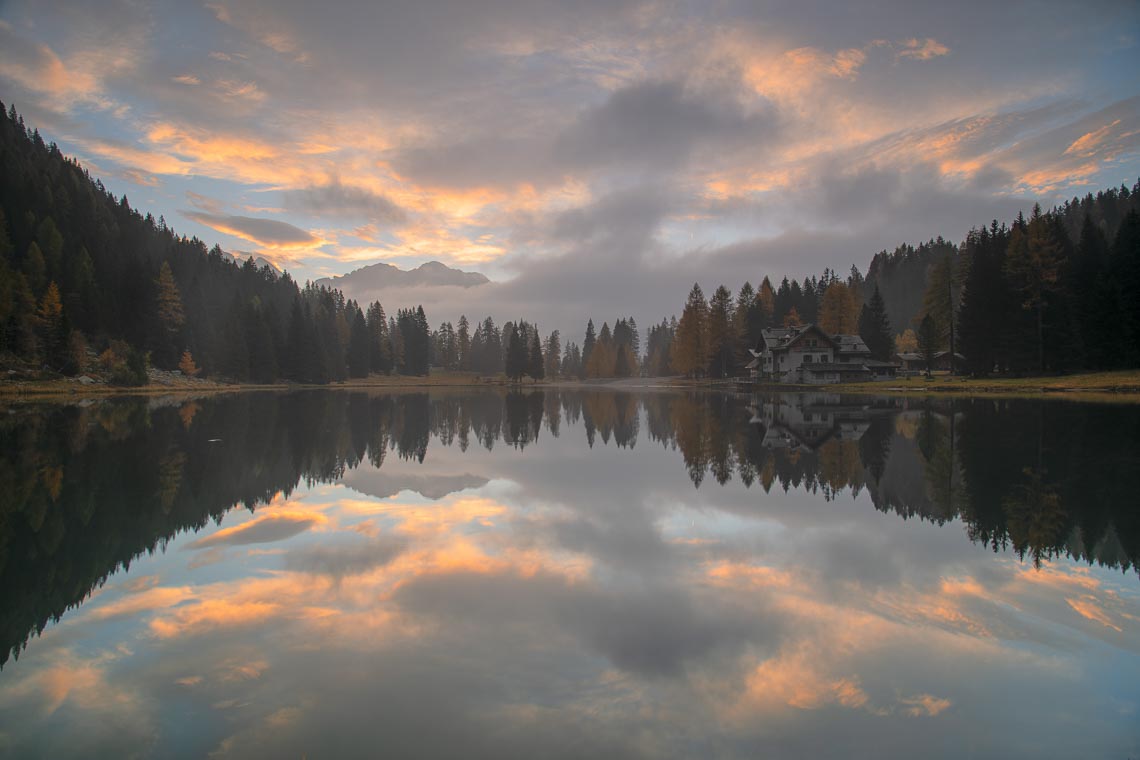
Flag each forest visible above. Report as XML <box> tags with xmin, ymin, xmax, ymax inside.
<box><xmin>2</xmin><ymin>100</ymin><xmax>1139</xmax><ymax>383</ymax></box>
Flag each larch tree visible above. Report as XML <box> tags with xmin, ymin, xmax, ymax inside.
<box><xmin>672</xmin><ymin>283</ymin><xmax>709</xmax><ymax>378</ymax></box>
<box><xmin>757</xmin><ymin>277</ymin><xmax>776</xmax><ymax>329</ymax></box>
<box><xmin>154</xmin><ymin>261</ymin><xmax>185</xmax><ymax>368</ymax></box>
<box><xmin>895</xmin><ymin>328</ymin><xmax>918</xmax><ymax>353</ymax></box>
<box><xmin>178</xmin><ymin>349</ymin><xmax>200</xmax><ymax>377</ymax></box>
<box><xmin>36</xmin><ymin>280</ymin><xmax>66</xmax><ymax>367</ymax></box>
<box><xmin>1005</xmin><ymin>205</ymin><xmax>1061</xmax><ymax>372</ymax></box>
<box><xmin>818</xmin><ymin>281</ymin><xmax>857</xmax><ymax>334</ymax></box>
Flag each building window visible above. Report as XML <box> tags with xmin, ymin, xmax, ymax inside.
<box><xmin>804</xmin><ymin>354</ymin><xmax>813</xmax><ymax>363</ymax></box>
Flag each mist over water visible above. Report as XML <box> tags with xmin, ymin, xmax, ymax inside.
<box><xmin>1</xmin><ymin>390</ymin><xmax>1137</xmax><ymax>758</ymax></box>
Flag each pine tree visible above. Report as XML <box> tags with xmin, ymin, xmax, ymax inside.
<box><xmin>457</xmin><ymin>314</ymin><xmax>471</xmax><ymax>370</ymax></box>
<box><xmin>858</xmin><ymin>286</ymin><xmax>893</xmax><ymax>361</ymax></box>
<box><xmin>582</xmin><ymin>319</ymin><xmax>596</xmax><ymax>369</ymax></box>
<box><xmin>505</xmin><ymin>322</ymin><xmax>527</xmax><ymax>382</ymax></box>
<box><xmin>527</xmin><ymin>329</ymin><xmax>544</xmax><ymax>381</ymax></box>
<box><xmin>347</xmin><ymin>308</ymin><xmax>371</xmax><ymax>378</ymax></box>
<box><xmin>23</xmin><ymin>242</ymin><xmax>46</xmax><ymax>294</ymax></box>
<box><xmin>958</xmin><ymin>222</ymin><xmax>1011</xmax><ymax>375</ymax></box>
<box><xmin>366</xmin><ymin>302</ymin><xmax>390</xmax><ymax>374</ymax></box>
<box><xmin>1074</xmin><ymin>215</ymin><xmax>1110</xmax><ymax>368</ymax></box>
<box><xmin>706</xmin><ymin>285</ymin><xmax>734</xmax><ymax>378</ymax></box>
<box><xmin>544</xmin><ymin>330</ymin><xmax>561</xmax><ymax>378</ymax></box>
<box><xmin>1110</xmin><ymin>210</ymin><xmax>1140</xmax><ymax>365</ymax></box>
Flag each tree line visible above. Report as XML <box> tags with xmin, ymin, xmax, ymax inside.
<box><xmin>0</xmin><ymin>102</ymin><xmax>472</xmax><ymax>385</ymax></box>
<box><xmin>4</xmin><ymin>99</ymin><xmax>1139</xmax><ymax>384</ymax></box>
<box><xmin>633</xmin><ymin>186</ymin><xmax>1140</xmax><ymax>378</ymax></box>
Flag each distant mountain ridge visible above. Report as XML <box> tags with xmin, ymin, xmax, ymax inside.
<box><xmin>315</xmin><ymin>260</ymin><xmax>490</xmax><ymax>294</ymax></box>
<box><xmin>221</xmin><ymin>249</ymin><xmax>281</xmax><ymax>273</ymax></box>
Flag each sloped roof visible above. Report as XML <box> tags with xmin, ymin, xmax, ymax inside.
<box><xmin>833</xmin><ymin>334</ymin><xmax>871</xmax><ymax>354</ymax></box>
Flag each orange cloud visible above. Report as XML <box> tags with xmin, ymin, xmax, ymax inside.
<box><xmin>188</xmin><ymin>510</ymin><xmax>328</xmax><ymax>549</ymax></box>
<box><xmin>1066</xmin><ymin>596</ymin><xmax>1124</xmax><ymax>632</ymax></box>
<box><xmin>896</xmin><ymin>38</ymin><xmax>951</xmax><ymax>61</ymax></box>
<box><xmin>899</xmin><ymin>693</ymin><xmax>953</xmax><ymax>716</ymax></box>
<box><xmin>1064</xmin><ymin>120</ymin><xmax>1122</xmax><ymax>157</ymax></box>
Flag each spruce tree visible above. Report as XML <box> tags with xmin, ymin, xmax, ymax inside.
<box><xmin>505</xmin><ymin>323</ymin><xmax>527</xmax><ymax>382</ymax></box>
<box><xmin>858</xmin><ymin>285</ymin><xmax>893</xmax><ymax>361</ymax></box>
<box><xmin>347</xmin><ymin>308</ymin><xmax>371</xmax><ymax>378</ymax></box>
<box><xmin>527</xmin><ymin>329</ymin><xmax>544</xmax><ymax>382</ymax></box>
<box><xmin>582</xmin><ymin>319</ymin><xmax>596</xmax><ymax>368</ymax></box>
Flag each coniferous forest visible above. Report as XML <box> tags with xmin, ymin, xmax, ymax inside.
<box><xmin>2</xmin><ymin>101</ymin><xmax>1139</xmax><ymax>384</ymax></box>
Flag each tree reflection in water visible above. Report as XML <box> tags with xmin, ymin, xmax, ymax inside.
<box><xmin>1</xmin><ymin>389</ymin><xmax>1137</xmax><ymax>668</ymax></box>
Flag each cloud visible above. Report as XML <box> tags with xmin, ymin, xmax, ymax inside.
<box><xmin>285</xmin><ymin>179</ymin><xmax>407</xmax><ymax>223</ymax></box>
<box><xmin>182</xmin><ymin>211</ymin><xmax>324</xmax><ymax>250</ymax></box>
<box><xmin>283</xmin><ymin>537</ymin><xmax>407</xmax><ymax>579</ymax></box>
<box><xmin>3</xmin><ymin>0</ymin><xmax>1138</xmax><ymax>334</ymax></box>
<box><xmin>187</xmin><ymin>511</ymin><xmax>326</xmax><ymax>549</ymax></box>
<box><xmin>896</xmin><ymin>38</ymin><xmax>951</xmax><ymax>61</ymax></box>
<box><xmin>553</xmin><ymin>79</ymin><xmax>777</xmax><ymax>174</ymax></box>
<box><xmin>899</xmin><ymin>693</ymin><xmax>953</xmax><ymax>716</ymax></box>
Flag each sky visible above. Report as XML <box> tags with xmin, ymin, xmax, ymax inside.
<box><xmin>1</xmin><ymin>0</ymin><xmax>1139</xmax><ymax>335</ymax></box>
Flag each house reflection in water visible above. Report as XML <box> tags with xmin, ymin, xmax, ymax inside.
<box><xmin>748</xmin><ymin>394</ymin><xmax>890</xmax><ymax>451</ymax></box>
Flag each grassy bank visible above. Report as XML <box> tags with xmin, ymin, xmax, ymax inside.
<box><xmin>7</xmin><ymin>368</ymin><xmax>1140</xmax><ymax>403</ymax></box>
<box><xmin>0</xmin><ymin>369</ymin><xmax>550</xmax><ymax>402</ymax></box>
<box><xmin>827</xmin><ymin>370</ymin><xmax>1140</xmax><ymax>400</ymax></box>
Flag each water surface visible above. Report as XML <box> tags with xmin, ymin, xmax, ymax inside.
<box><xmin>1</xmin><ymin>390</ymin><xmax>1137</xmax><ymax>758</ymax></box>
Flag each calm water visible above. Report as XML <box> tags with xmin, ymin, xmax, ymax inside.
<box><xmin>0</xmin><ymin>389</ymin><xmax>1138</xmax><ymax>758</ymax></box>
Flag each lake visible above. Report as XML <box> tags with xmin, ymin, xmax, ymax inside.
<box><xmin>0</xmin><ymin>389</ymin><xmax>1137</xmax><ymax>758</ymax></box>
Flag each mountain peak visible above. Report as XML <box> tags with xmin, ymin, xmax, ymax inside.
<box><xmin>314</xmin><ymin>260</ymin><xmax>490</xmax><ymax>300</ymax></box>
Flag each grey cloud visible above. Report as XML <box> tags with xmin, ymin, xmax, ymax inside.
<box><xmin>283</xmin><ymin>536</ymin><xmax>406</xmax><ymax>578</ymax></box>
<box><xmin>182</xmin><ymin>210</ymin><xmax>319</xmax><ymax>246</ymax></box>
<box><xmin>394</xmin><ymin>569</ymin><xmax>771</xmax><ymax>676</ymax></box>
<box><xmin>554</xmin><ymin>80</ymin><xmax>776</xmax><ymax>173</ymax></box>
<box><xmin>284</xmin><ymin>179</ymin><xmax>406</xmax><ymax>224</ymax></box>
<box><xmin>391</xmin><ymin>79</ymin><xmax>776</xmax><ymax>189</ymax></box>
<box><xmin>390</xmin><ymin>135</ymin><xmax>550</xmax><ymax>190</ymax></box>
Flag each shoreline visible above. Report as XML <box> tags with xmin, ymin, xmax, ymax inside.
<box><xmin>4</xmin><ymin>369</ymin><xmax>1140</xmax><ymax>403</ymax></box>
